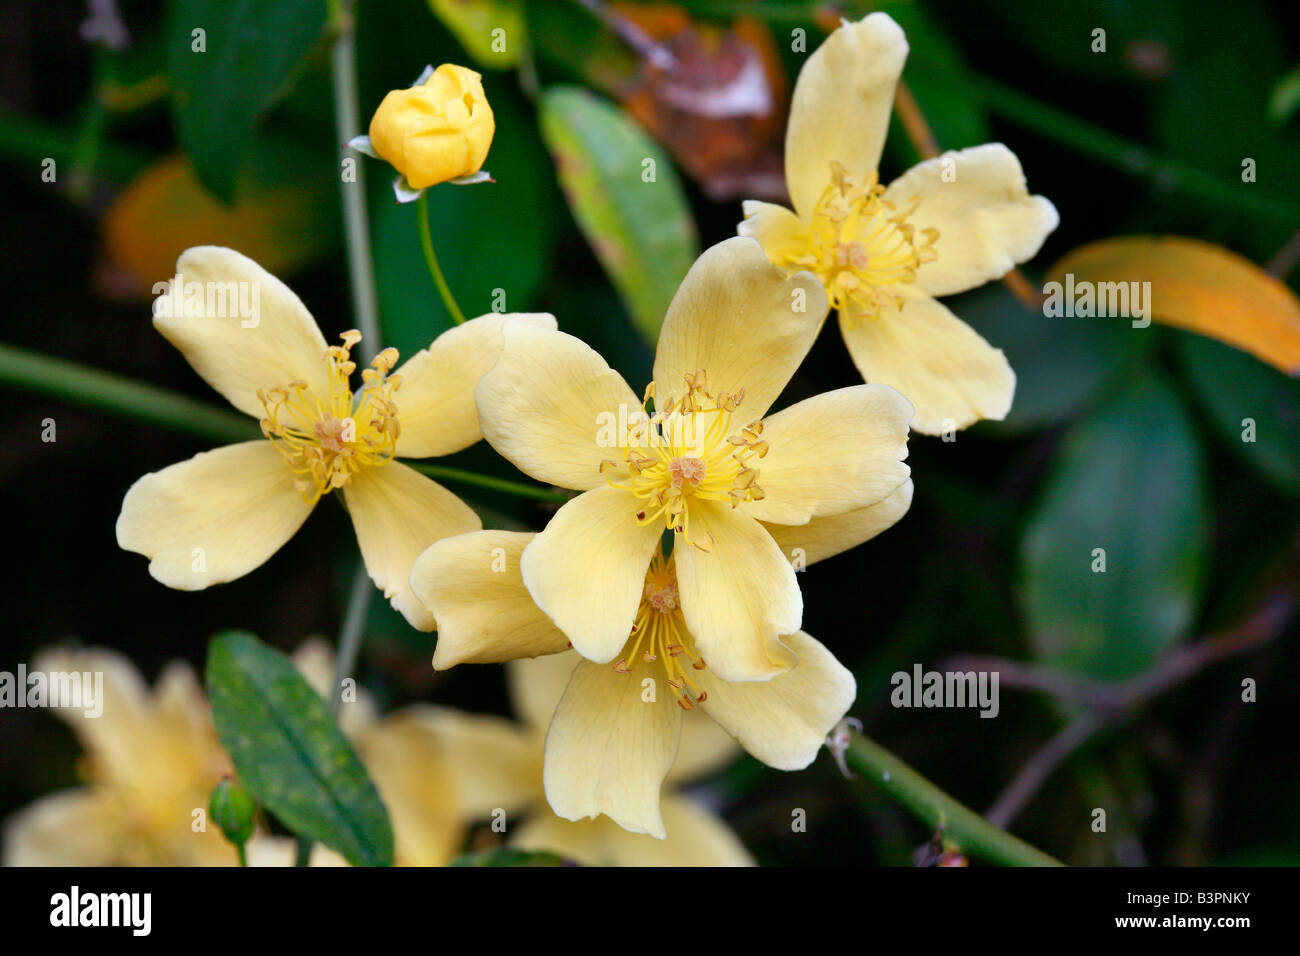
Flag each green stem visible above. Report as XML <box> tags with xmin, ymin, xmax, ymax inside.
<box><xmin>416</xmin><ymin>190</ymin><xmax>467</xmax><ymax>325</ymax></box>
<box><xmin>846</xmin><ymin>732</ymin><xmax>1062</xmax><ymax>867</ymax></box>
<box><xmin>330</xmin><ymin>0</ymin><xmax>381</xmax><ymax>363</ymax></box>
<box><xmin>330</xmin><ymin>563</ymin><xmax>372</xmax><ymax>720</ymax></box>
<box><xmin>0</xmin><ymin>342</ymin><xmax>257</xmax><ymax>444</ymax></box>
<box><xmin>408</xmin><ymin>462</ymin><xmax>569</xmax><ymax>504</ymax></box>
<box><xmin>236</xmin><ymin>843</ymin><xmax>248</xmax><ymax>867</ymax></box>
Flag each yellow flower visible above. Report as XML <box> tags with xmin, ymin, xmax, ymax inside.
<box><xmin>411</xmin><ymin>528</ymin><xmax>877</xmax><ymax>839</ymax></box>
<box><xmin>115</xmin><ymin>245</ymin><xmax>556</xmax><ymax>630</ymax></box>
<box><xmin>740</xmin><ymin>12</ymin><xmax>1059</xmax><ymax>435</ymax></box>
<box><xmin>368</xmin><ymin>63</ymin><xmax>495</xmax><ymax>189</ymax></box>
<box><xmin>2</xmin><ymin>647</ymin><xmax>241</xmax><ymax>866</ymax></box>
<box><xmin>465</xmin><ymin>236</ymin><xmax>913</xmax><ymax>684</ymax></box>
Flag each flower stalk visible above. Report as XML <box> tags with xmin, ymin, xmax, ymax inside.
<box><xmin>416</xmin><ymin>189</ymin><xmax>467</xmax><ymax>325</ymax></box>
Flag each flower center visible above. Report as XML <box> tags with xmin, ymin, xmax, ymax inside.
<box><xmin>612</xmin><ymin>555</ymin><xmax>708</xmax><ymax>711</ymax></box>
<box><xmin>258</xmin><ymin>330</ymin><xmax>402</xmax><ymax>504</ymax></box>
<box><xmin>784</xmin><ymin>161</ymin><xmax>938</xmax><ymax>325</ymax></box>
<box><xmin>600</xmin><ymin>369</ymin><xmax>767</xmax><ymax>552</ymax></box>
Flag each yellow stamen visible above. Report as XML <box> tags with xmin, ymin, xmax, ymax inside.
<box><xmin>610</xmin><ymin>554</ymin><xmax>709</xmax><ymax>710</ymax></box>
<box><xmin>602</xmin><ymin>370</ymin><xmax>767</xmax><ymax>552</ymax></box>
<box><xmin>258</xmin><ymin>331</ymin><xmax>401</xmax><ymax>504</ymax></box>
<box><xmin>781</xmin><ymin>161</ymin><xmax>938</xmax><ymax>325</ymax></box>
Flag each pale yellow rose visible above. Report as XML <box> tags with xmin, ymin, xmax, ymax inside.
<box><xmin>115</xmin><ymin>245</ymin><xmax>555</xmax><ymax>630</ymax></box>
<box><xmin>740</xmin><ymin>12</ymin><xmax>1059</xmax><ymax>434</ymax></box>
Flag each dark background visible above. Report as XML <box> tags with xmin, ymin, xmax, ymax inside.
<box><xmin>1</xmin><ymin>0</ymin><xmax>1298</xmax><ymax>865</ymax></box>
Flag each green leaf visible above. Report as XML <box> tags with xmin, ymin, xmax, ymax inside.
<box><xmin>426</xmin><ymin>0</ymin><xmax>524</xmax><ymax>69</ymax></box>
<box><xmin>538</xmin><ymin>86</ymin><xmax>699</xmax><ymax>345</ymax></box>
<box><xmin>1178</xmin><ymin>332</ymin><xmax>1300</xmax><ymax>493</ymax></box>
<box><xmin>450</xmin><ymin>847</ymin><xmax>575</xmax><ymax>866</ymax></box>
<box><xmin>1020</xmin><ymin>375</ymin><xmax>1210</xmax><ymax>679</ymax></box>
<box><xmin>166</xmin><ymin>0</ymin><xmax>327</xmax><ymax>202</ymax></box>
<box><xmin>205</xmin><ymin>631</ymin><xmax>394</xmax><ymax>867</ymax></box>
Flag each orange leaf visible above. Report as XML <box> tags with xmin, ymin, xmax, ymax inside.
<box><xmin>98</xmin><ymin>154</ymin><xmax>333</xmax><ymax>300</ymax></box>
<box><xmin>1048</xmin><ymin>236</ymin><xmax>1300</xmax><ymax>375</ymax></box>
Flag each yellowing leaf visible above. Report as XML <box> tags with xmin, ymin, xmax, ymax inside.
<box><xmin>426</xmin><ymin>0</ymin><xmax>523</xmax><ymax>69</ymax></box>
<box><xmin>1048</xmin><ymin>236</ymin><xmax>1300</xmax><ymax>375</ymax></box>
<box><xmin>100</xmin><ymin>153</ymin><xmax>333</xmax><ymax>299</ymax></box>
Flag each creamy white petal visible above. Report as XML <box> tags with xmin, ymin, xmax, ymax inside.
<box><xmin>343</xmin><ymin>462</ymin><xmax>481</xmax><ymax>631</ymax></box>
<box><xmin>763</xmin><ymin>479</ymin><xmax>914</xmax><ymax>567</ymax></box>
<box><xmin>884</xmin><ymin>144</ymin><xmax>1059</xmax><ymax>298</ymax></box>
<box><xmin>542</xmin><ymin>656</ymin><xmax>681</xmax><ymax>839</ymax></box>
<box><xmin>476</xmin><ymin>321</ymin><xmax>640</xmax><ymax>490</ymax></box>
<box><xmin>840</xmin><ymin>286</ymin><xmax>1015</xmax><ymax>435</ymax></box>
<box><xmin>698</xmin><ymin>631</ymin><xmax>855</xmax><ymax>770</ymax></box>
<box><xmin>520</xmin><ymin>487</ymin><xmax>661</xmax><ymax>664</ymax></box>
<box><xmin>652</xmin><ymin>237</ymin><xmax>827</xmax><ymax>420</ymax></box>
<box><xmin>116</xmin><ymin>440</ymin><xmax>315</xmax><ymax>590</ymax></box>
<box><xmin>393</xmin><ymin>313</ymin><xmax>557</xmax><ymax>459</ymax></box>
<box><xmin>153</xmin><ymin>246</ymin><xmax>331</xmax><ymax>418</ymax></box>
<box><xmin>784</xmin><ymin>13</ymin><xmax>908</xmax><ymax>219</ymax></box>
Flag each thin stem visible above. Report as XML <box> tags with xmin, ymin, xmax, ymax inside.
<box><xmin>408</xmin><ymin>461</ymin><xmax>570</xmax><ymax>504</ymax></box>
<box><xmin>0</xmin><ymin>342</ymin><xmax>257</xmax><ymax>444</ymax></box>
<box><xmin>331</xmin><ymin>562</ymin><xmax>372</xmax><ymax>719</ymax></box>
<box><xmin>416</xmin><ymin>190</ymin><xmax>467</xmax><ymax>325</ymax></box>
<box><xmin>330</xmin><ymin>0</ymin><xmax>381</xmax><ymax>363</ymax></box>
<box><xmin>236</xmin><ymin>843</ymin><xmax>248</xmax><ymax>867</ymax></box>
<box><xmin>845</xmin><ymin>731</ymin><xmax>1062</xmax><ymax>866</ymax></box>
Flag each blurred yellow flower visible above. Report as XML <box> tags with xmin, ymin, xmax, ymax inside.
<box><xmin>740</xmin><ymin>12</ymin><xmax>1059</xmax><ymax>434</ymax></box>
<box><xmin>115</xmin><ymin>245</ymin><xmax>555</xmax><ymax>630</ymax></box>
<box><xmin>468</xmin><ymin>236</ymin><xmax>912</xmax><ymax>684</ymax></box>
<box><xmin>2</xmin><ymin>647</ymin><xmax>243</xmax><ymax>866</ymax></box>
<box><xmin>412</xmin><ymin>529</ymin><xmax>869</xmax><ymax>840</ymax></box>
<box><xmin>368</xmin><ymin>64</ymin><xmax>495</xmax><ymax>189</ymax></box>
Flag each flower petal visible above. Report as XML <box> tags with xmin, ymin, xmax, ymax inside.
<box><xmin>674</xmin><ymin>501</ymin><xmax>801</xmax><ymax>682</ymax></box>
<box><xmin>737</xmin><ymin>199</ymin><xmax>811</xmax><ymax>261</ymax></box>
<box><xmin>512</xmin><ymin>793</ymin><xmax>753</xmax><ymax>866</ymax></box>
<box><xmin>697</xmin><ymin>631</ymin><xmax>855</xmax><ymax>770</ymax></box>
<box><xmin>507</xmin><ymin>649</ymin><xmax>583</xmax><ymax>738</ymax></box>
<box><xmin>2</xmin><ymin>791</ymin><xmax>122</xmax><ymax>866</ymax></box>
<box><xmin>745</xmin><ymin>384</ymin><xmax>912</xmax><ymax>525</ymax></box>
<box><xmin>477</xmin><ymin>322</ymin><xmax>640</xmax><ymax>490</ymax></box>
<box><xmin>354</xmin><ymin>713</ymin><xmax>465</xmax><ymax>866</ymax></box>
<box><xmin>885</xmin><ymin>143</ymin><xmax>1059</xmax><ymax>298</ymax></box>
<box><xmin>343</xmin><ymin>461</ymin><xmax>481</xmax><ymax>631</ymax></box>
<box><xmin>543</xmin><ymin>656</ymin><xmax>681</xmax><ymax>838</ymax></box>
<box><xmin>153</xmin><ymin>246</ymin><xmax>331</xmax><ymax>418</ymax></box>
<box><xmin>671</xmin><ymin>711</ymin><xmax>743</xmax><ymax>784</ymax></box>
<box><xmin>521</xmin><ymin>487</ymin><xmax>661</xmax><ymax>663</ymax></box>
<box><xmin>116</xmin><ymin>440</ymin><xmax>314</xmax><ymax>589</ymax></box>
<box><xmin>784</xmin><ymin>13</ymin><xmax>908</xmax><ymax>219</ymax></box>
<box><xmin>393</xmin><ymin>313</ymin><xmax>557</xmax><ymax>459</ymax></box>
<box><xmin>411</xmin><ymin>530</ymin><xmax>571</xmax><ymax>668</ymax></box>
<box><xmin>764</xmin><ymin>479</ymin><xmax>914</xmax><ymax>567</ymax></box>
<box><xmin>652</xmin><ymin>237</ymin><xmax>827</xmax><ymax>419</ymax></box>
<box><xmin>839</xmin><ymin>286</ymin><xmax>1015</xmax><ymax>435</ymax></box>
<box><xmin>392</xmin><ymin>705</ymin><xmax>542</xmax><ymax>818</ymax></box>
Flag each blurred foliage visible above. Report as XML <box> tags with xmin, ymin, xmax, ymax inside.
<box><xmin>1</xmin><ymin>0</ymin><xmax>1297</xmax><ymax>867</ymax></box>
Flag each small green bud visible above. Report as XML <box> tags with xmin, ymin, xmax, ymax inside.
<box><xmin>209</xmin><ymin>776</ymin><xmax>256</xmax><ymax>847</ymax></box>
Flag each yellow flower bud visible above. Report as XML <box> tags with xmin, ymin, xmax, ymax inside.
<box><xmin>368</xmin><ymin>64</ymin><xmax>495</xmax><ymax>189</ymax></box>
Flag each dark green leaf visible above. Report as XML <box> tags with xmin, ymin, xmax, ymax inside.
<box><xmin>1020</xmin><ymin>374</ymin><xmax>1210</xmax><ymax>679</ymax></box>
<box><xmin>1178</xmin><ymin>332</ymin><xmax>1300</xmax><ymax>493</ymax></box>
<box><xmin>538</xmin><ymin>86</ymin><xmax>699</xmax><ymax>345</ymax></box>
<box><xmin>166</xmin><ymin>0</ymin><xmax>327</xmax><ymax>202</ymax></box>
<box><xmin>205</xmin><ymin>631</ymin><xmax>394</xmax><ymax>867</ymax></box>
